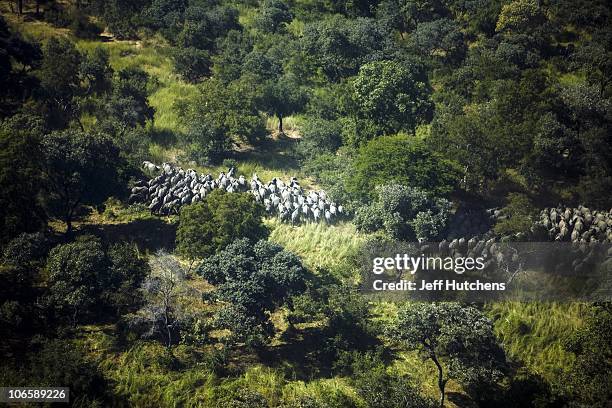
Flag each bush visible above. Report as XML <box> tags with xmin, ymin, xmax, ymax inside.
<box><xmin>43</xmin><ymin>5</ymin><xmax>72</xmax><ymax>28</ymax></box>
<box><xmin>350</xmin><ymin>134</ymin><xmax>460</xmax><ymax>198</ymax></box>
<box><xmin>296</xmin><ymin>118</ymin><xmax>343</xmax><ymax>160</ymax></box>
<box><xmin>173</xmin><ymin>47</ymin><xmax>211</xmax><ymax>83</ymax></box>
<box><xmin>198</xmin><ymin>239</ymin><xmax>309</xmax><ymax>345</ymax></box>
<box><xmin>70</xmin><ymin>11</ymin><xmax>103</xmax><ymax>39</ymax></box>
<box><xmin>354</xmin><ymin>185</ymin><xmax>451</xmax><ymax>241</ymax></box>
<box><xmin>181</xmin><ymin>121</ymin><xmax>230</xmax><ymax>165</ymax></box>
<box><xmin>176</xmin><ymin>190</ymin><xmax>268</xmax><ymax>260</ymax></box>
<box><xmin>44</xmin><ymin>235</ymin><xmax>148</xmax><ymax>325</ymax></box>
<box><xmin>493</xmin><ymin>192</ymin><xmax>537</xmax><ymax>237</ymax></box>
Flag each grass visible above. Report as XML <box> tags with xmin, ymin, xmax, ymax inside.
<box><xmin>487</xmin><ymin>302</ymin><xmax>584</xmax><ymax>385</ymax></box>
<box><xmin>78</xmin><ymin>36</ymin><xmax>199</xmax><ymax>134</ymax></box>
<box><xmin>266</xmin><ymin>218</ymin><xmax>365</xmax><ymax>271</ymax></box>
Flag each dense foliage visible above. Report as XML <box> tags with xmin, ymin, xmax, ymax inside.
<box><xmin>0</xmin><ymin>0</ymin><xmax>610</xmax><ymax>406</ymax></box>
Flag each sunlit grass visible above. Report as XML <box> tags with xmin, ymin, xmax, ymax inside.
<box><xmin>487</xmin><ymin>302</ymin><xmax>584</xmax><ymax>384</ymax></box>
<box><xmin>266</xmin><ymin>218</ymin><xmax>364</xmax><ymax>270</ymax></box>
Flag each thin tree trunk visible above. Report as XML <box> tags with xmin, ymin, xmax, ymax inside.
<box><xmin>17</xmin><ymin>0</ymin><xmax>23</xmax><ymax>15</ymax></box>
<box><xmin>431</xmin><ymin>351</ymin><xmax>447</xmax><ymax>408</ymax></box>
<box><xmin>65</xmin><ymin>217</ymin><xmax>73</xmax><ymax>235</ymax></box>
<box><xmin>278</xmin><ymin>115</ymin><xmax>283</xmax><ymax>134</ymax></box>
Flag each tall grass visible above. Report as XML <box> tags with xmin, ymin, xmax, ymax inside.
<box><xmin>266</xmin><ymin>219</ymin><xmax>364</xmax><ymax>270</ymax></box>
<box><xmin>78</xmin><ymin>37</ymin><xmax>198</xmax><ymax>134</ymax></box>
<box><xmin>487</xmin><ymin>302</ymin><xmax>584</xmax><ymax>383</ymax></box>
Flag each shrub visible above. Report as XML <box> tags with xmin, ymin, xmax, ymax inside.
<box><xmin>350</xmin><ymin>134</ymin><xmax>460</xmax><ymax>198</ymax></box>
<box><xmin>176</xmin><ymin>190</ymin><xmax>268</xmax><ymax>260</ymax></box>
<box><xmin>296</xmin><ymin>118</ymin><xmax>343</xmax><ymax>160</ymax></box>
<box><xmin>198</xmin><ymin>239</ymin><xmax>309</xmax><ymax>345</ymax></box>
<box><xmin>493</xmin><ymin>192</ymin><xmax>537</xmax><ymax>237</ymax></box>
<box><xmin>181</xmin><ymin>121</ymin><xmax>230</xmax><ymax>165</ymax></box>
<box><xmin>70</xmin><ymin>11</ymin><xmax>103</xmax><ymax>39</ymax></box>
<box><xmin>173</xmin><ymin>47</ymin><xmax>211</xmax><ymax>83</ymax></box>
<box><xmin>354</xmin><ymin>185</ymin><xmax>451</xmax><ymax>241</ymax></box>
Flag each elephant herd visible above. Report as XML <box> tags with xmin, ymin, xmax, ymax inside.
<box><xmin>424</xmin><ymin>206</ymin><xmax>612</xmax><ymax>277</ymax></box>
<box><xmin>130</xmin><ymin>161</ymin><xmax>345</xmax><ymax>224</ymax></box>
<box><xmin>535</xmin><ymin>206</ymin><xmax>612</xmax><ymax>243</ymax></box>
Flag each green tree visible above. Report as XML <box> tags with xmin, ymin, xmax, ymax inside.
<box><xmin>181</xmin><ymin>120</ymin><xmax>230</xmax><ymax>165</ymax></box>
<box><xmin>0</xmin><ymin>15</ymin><xmax>42</xmax><ymax>117</ymax></box>
<box><xmin>352</xmin><ymin>60</ymin><xmax>433</xmax><ymax>136</ymax></box>
<box><xmin>411</xmin><ymin>18</ymin><xmax>466</xmax><ymax>65</ymax></box>
<box><xmin>198</xmin><ymin>238</ymin><xmax>308</xmax><ymax>345</ymax></box>
<box><xmin>80</xmin><ymin>46</ymin><xmax>113</xmax><ymax>95</ymax></box>
<box><xmin>179</xmin><ymin>76</ymin><xmax>266</xmax><ymax>144</ymax></box>
<box><xmin>390</xmin><ymin>303</ymin><xmax>506</xmax><ymax>408</ymax></box>
<box><xmin>260</xmin><ymin>75</ymin><xmax>307</xmax><ymax>133</ymax></box>
<box><xmin>302</xmin><ymin>15</ymin><xmax>395</xmax><ymax>81</ymax></box>
<box><xmin>39</xmin><ymin>37</ymin><xmax>82</xmax><ymax>128</ymax></box>
<box><xmin>350</xmin><ymin>134</ymin><xmax>459</xmax><ymax>198</ymax></box>
<box><xmin>254</xmin><ymin>0</ymin><xmax>293</xmax><ymax>33</ymax></box>
<box><xmin>493</xmin><ymin>193</ymin><xmax>537</xmax><ymax>237</ymax></box>
<box><xmin>495</xmin><ymin>0</ymin><xmax>545</xmax><ymax>33</ymax></box>
<box><xmin>45</xmin><ymin>236</ymin><xmax>109</xmax><ymax>326</ymax></box>
<box><xmin>40</xmin><ymin>129</ymin><xmax>123</xmax><ymax>234</ymax></box>
<box><xmin>0</xmin><ymin>116</ymin><xmax>46</xmax><ymax>245</ymax></box>
<box><xmin>176</xmin><ymin>189</ymin><xmax>268</xmax><ymax>262</ymax></box>
<box><xmin>355</xmin><ymin>184</ymin><xmax>451</xmax><ymax>241</ymax></box>
<box><xmin>563</xmin><ymin>303</ymin><xmax>612</xmax><ymax>407</ymax></box>
<box><xmin>295</xmin><ymin>118</ymin><xmax>343</xmax><ymax>160</ymax></box>
<box><xmin>106</xmin><ymin>242</ymin><xmax>150</xmax><ymax>315</ymax></box>
<box><xmin>173</xmin><ymin>47</ymin><xmax>211</xmax><ymax>83</ymax></box>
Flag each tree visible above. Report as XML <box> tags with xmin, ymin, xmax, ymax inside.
<box><xmin>176</xmin><ymin>189</ymin><xmax>268</xmax><ymax>263</ymax></box>
<box><xmin>45</xmin><ymin>236</ymin><xmax>109</xmax><ymax>326</ymax></box>
<box><xmin>181</xmin><ymin>120</ymin><xmax>230</xmax><ymax>164</ymax></box>
<box><xmin>260</xmin><ymin>75</ymin><xmax>307</xmax><ymax>133</ymax></box>
<box><xmin>128</xmin><ymin>250</ymin><xmax>192</xmax><ymax>348</ymax></box>
<box><xmin>353</xmin><ymin>356</ymin><xmax>437</xmax><ymax>408</ymax></box>
<box><xmin>563</xmin><ymin>303</ymin><xmax>612</xmax><ymax>407</ymax></box>
<box><xmin>411</xmin><ymin>18</ymin><xmax>466</xmax><ymax>65</ymax></box>
<box><xmin>40</xmin><ymin>129</ymin><xmax>123</xmax><ymax>234</ymax></box>
<box><xmin>106</xmin><ymin>242</ymin><xmax>150</xmax><ymax>315</ymax></box>
<box><xmin>350</xmin><ymin>134</ymin><xmax>459</xmax><ymax>198</ymax></box>
<box><xmin>107</xmin><ymin>67</ymin><xmax>155</xmax><ymax>127</ymax></box>
<box><xmin>178</xmin><ymin>76</ymin><xmax>266</xmax><ymax>144</ymax></box>
<box><xmin>254</xmin><ymin>0</ymin><xmax>293</xmax><ymax>33</ymax></box>
<box><xmin>295</xmin><ymin>118</ymin><xmax>343</xmax><ymax>160</ymax></box>
<box><xmin>493</xmin><ymin>193</ymin><xmax>537</xmax><ymax>237</ymax></box>
<box><xmin>301</xmin><ymin>15</ymin><xmax>395</xmax><ymax>81</ymax></box>
<box><xmin>39</xmin><ymin>37</ymin><xmax>82</xmax><ymax>128</ymax></box>
<box><xmin>198</xmin><ymin>239</ymin><xmax>308</xmax><ymax>344</ymax></box>
<box><xmin>80</xmin><ymin>46</ymin><xmax>113</xmax><ymax>95</ymax></box>
<box><xmin>352</xmin><ymin>60</ymin><xmax>433</xmax><ymax>136</ymax></box>
<box><xmin>0</xmin><ymin>15</ymin><xmax>42</xmax><ymax>117</ymax></box>
<box><xmin>0</xmin><ymin>115</ymin><xmax>46</xmax><ymax>245</ymax></box>
<box><xmin>390</xmin><ymin>303</ymin><xmax>506</xmax><ymax>408</ymax></box>
<box><xmin>495</xmin><ymin>0</ymin><xmax>545</xmax><ymax>33</ymax></box>
<box><xmin>354</xmin><ymin>184</ymin><xmax>451</xmax><ymax>241</ymax></box>
<box><xmin>172</xmin><ymin>47</ymin><xmax>211</xmax><ymax>83</ymax></box>
<box><xmin>211</xmin><ymin>30</ymin><xmax>254</xmax><ymax>83</ymax></box>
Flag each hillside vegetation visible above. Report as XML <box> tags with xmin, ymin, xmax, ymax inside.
<box><xmin>0</xmin><ymin>0</ymin><xmax>610</xmax><ymax>407</ymax></box>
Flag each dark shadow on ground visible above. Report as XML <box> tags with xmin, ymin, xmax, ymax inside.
<box><xmin>256</xmin><ymin>324</ymin><xmax>384</xmax><ymax>380</ymax></box>
<box><xmin>77</xmin><ymin>218</ymin><xmax>177</xmax><ymax>252</ymax></box>
<box><xmin>230</xmin><ymin>134</ymin><xmax>301</xmax><ymax>171</ymax></box>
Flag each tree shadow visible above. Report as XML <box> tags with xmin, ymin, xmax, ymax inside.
<box><xmin>231</xmin><ymin>134</ymin><xmax>301</xmax><ymax>171</ymax></box>
<box><xmin>77</xmin><ymin>218</ymin><xmax>177</xmax><ymax>252</ymax></box>
<box><xmin>256</xmin><ymin>323</ymin><xmax>384</xmax><ymax>380</ymax></box>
